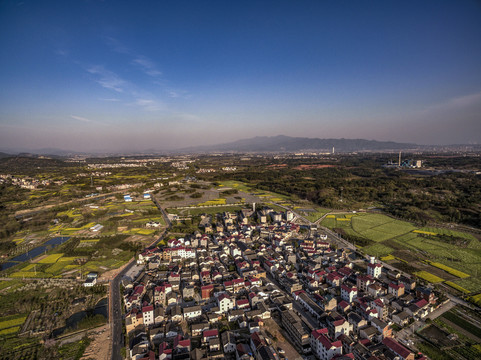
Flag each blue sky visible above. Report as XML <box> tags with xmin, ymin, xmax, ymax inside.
<box><xmin>1</xmin><ymin>0</ymin><xmax>480</xmax><ymax>152</ymax></box>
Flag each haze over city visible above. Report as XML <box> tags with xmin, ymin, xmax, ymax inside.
<box><xmin>1</xmin><ymin>0</ymin><xmax>481</xmax><ymax>153</ymax></box>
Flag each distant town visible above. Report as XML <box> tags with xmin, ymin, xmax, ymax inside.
<box><xmin>0</xmin><ymin>150</ymin><xmax>480</xmax><ymax>360</ymax></box>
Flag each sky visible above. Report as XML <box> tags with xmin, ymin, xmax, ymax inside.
<box><xmin>1</xmin><ymin>0</ymin><xmax>481</xmax><ymax>152</ymax></box>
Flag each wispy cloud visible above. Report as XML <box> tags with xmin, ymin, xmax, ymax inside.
<box><xmin>87</xmin><ymin>65</ymin><xmax>126</xmax><ymax>93</ymax></box>
<box><xmin>54</xmin><ymin>49</ymin><xmax>69</xmax><ymax>57</ymax></box>
<box><xmin>104</xmin><ymin>37</ymin><xmax>163</xmax><ymax>79</ymax></box>
<box><xmin>166</xmin><ymin>89</ymin><xmax>189</xmax><ymax>99</ymax></box>
<box><xmin>99</xmin><ymin>98</ymin><xmax>121</xmax><ymax>102</ymax></box>
<box><xmin>70</xmin><ymin>115</ymin><xmax>109</xmax><ymax>126</ymax></box>
<box><xmin>70</xmin><ymin>115</ymin><xmax>92</xmax><ymax>123</ymax></box>
<box><xmin>133</xmin><ymin>56</ymin><xmax>162</xmax><ymax>77</ymax></box>
<box><xmin>104</xmin><ymin>36</ymin><xmax>130</xmax><ymax>54</ymax></box>
<box><xmin>134</xmin><ymin>98</ymin><xmax>163</xmax><ymax>112</ymax></box>
<box><xmin>81</xmin><ymin>37</ymin><xmax>187</xmax><ymax>112</ymax></box>
<box><xmin>420</xmin><ymin>91</ymin><xmax>481</xmax><ymax>115</ymax></box>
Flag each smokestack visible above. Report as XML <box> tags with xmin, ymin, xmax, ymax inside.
<box><xmin>332</xmin><ymin>146</ymin><xmax>335</xmax><ymax>154</ymax></box>
<box><xmin>252</xmin><ymin>202</ymin><xmax>256</xmax><ymax>212</ymax></box>
<box><xmin>398</xmin><ymin>151</ymin><xmax>401</xmax><ymax>167</ymax></box>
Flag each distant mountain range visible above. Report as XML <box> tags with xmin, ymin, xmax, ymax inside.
<box><xmin>180</xmin><ymin>135</ymin><xmax>420</xmax><ymax>153</ymax></box>
<box><xmin>1</xmin><ymin>136</ymin><xmax>479</xmax><ymax>157</ymax></box>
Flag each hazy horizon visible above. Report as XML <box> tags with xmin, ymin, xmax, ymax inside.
<box><xmin>1</xmin><ymin>1</ymin><xmax>481</xmax><ymax>152</ymax></box>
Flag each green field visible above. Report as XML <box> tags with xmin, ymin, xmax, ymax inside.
<box><xmin>37</xmin><ymin>253</ymin><xmax>64</xmax><ymax>264</ymax></box>
<box><xmin>217</xmin><ymin>180</ymin><xmax>252</xmax><ymax>193</ymax></box>
<box><xmin>167</xmin><ymin>205</ymin><xmax>245</xmax><ymax>217</ymax></box>
<box><xmin>0</xmin><ymin>326</ymin><xmax>20</xmax><ymax>336</ymax></box>
<box><xmin>320</xmin><ymin>212</ymin><xmax>481</xmax><ymax>292</ymax></box>
<box><xmin>469</xmin><ymin>293</ymin><xmax>481</xmax><ymax>307</ymax></box>
<box><xmin>302</xmin><ymin>208</ymin><xmax>331</xmax><ymax>222</ymax></box>
<box><xmin>445</xmin><ymin>281</ymin><xmax>471</xmax><ymax>294</ymax></box>
<box><xmin>0</xmin><ymin>280</ymin><xmax>23</xmax><ymax>291</ymax></box>
<box><xmin>362</xmin><ymin>243</ymin><xmax>395</xmax><ymax>257</ymax></box>
<box><xmin>0</xmin><ymin>314</ymin><xmax>27</xmax><ymax>330</ymax></box>
<box><xmin>198</xmin><ymin>198</ymin><xmax>227</xmax><ymax>206</ymax></box>
<box><xmin>426</xmin><ymin>261</ymin><xmax>470</xmax><ymax>278</ymax></box>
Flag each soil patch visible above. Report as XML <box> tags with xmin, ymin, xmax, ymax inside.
<box><xmin>418</xmin><ymin>324</ymin><xmax>460</xmax><ymax>348</ymax></box>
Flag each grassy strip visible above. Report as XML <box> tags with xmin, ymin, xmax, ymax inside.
<box><xmin>38</xmin><ymin>253</ymin><xmax>64</xmax><ymax>264</ymax></box>
<box><xmin>426</xmin><ymin>261</ymin><xmax>470</xmax><ymax>278</ymax></box>
<box><xmin>445</xmin><ymin>281</ymin><xmax>471</xmax><ymax>294</ymax></box>
<box><xmin>413</xmin><ymin>230</ymin><xmax>437</xmax><ymax>236</ymax></box>
<box><xmin>469</xmin><ymin>293</ymin><xmax>481</xmax><ymax>306</ymax></box>
<box><xmin>0</xmin><ymin>326</ymin><xmax>20</xmax><ymax>336</ymax></box>
<box><xmin>0</xmin><ymin>314</ymin><xmax>27</xmax><ymax>330</ymax></box>
<box><xmin>441</xmin><ymin>311</ymin><xmax>481</xmax><ymax>339</ymax></box>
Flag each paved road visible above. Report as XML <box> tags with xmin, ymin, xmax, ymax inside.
<box><xmin>266</xmin><ymin>273</ymin><xmax>317</xmax><ymax>330</ymax></box>
<box><xmin>110</xmin><ymin>227</ymin><xmax>169</xmax><ymax>360</ymax></box>
<box><xmin>110</xmin><ymin>260</ymin><xmax>136</xmax><ymax>360</ymax></box>
<box><xmin>14</xmin><ymin>190</ymin><xmax>127</xmax><ymax>218</ymax></box>
<box><xmin>152</xmin><ymin>197</ymin><xmax>172</xmax><ymax>228</ymax></box>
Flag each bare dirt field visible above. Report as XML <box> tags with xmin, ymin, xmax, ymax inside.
<box><xmin>80</xmin><ymin>324</ymin><xmax>111</xmax><ymax>360</ymax></box>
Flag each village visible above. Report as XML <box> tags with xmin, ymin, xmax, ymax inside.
<box><xmin>121</xmin><ymin>206</ymin><xmax>438</xmax><ymax>360</ymax></box>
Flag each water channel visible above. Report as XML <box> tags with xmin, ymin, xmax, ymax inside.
<box><xmin>0</xmin><ymin>236</ymin><xmax>71</xmax><ymax>271</ymax></box>
<box><xmin>52</xmin><ymin>297</ymin><xmax>109</xmax><ymax>337</ymax></box>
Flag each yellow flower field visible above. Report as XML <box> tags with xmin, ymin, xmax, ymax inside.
<box><xmin>415</xmin><ymin>271</ymin><xmax>444</xmax><ymax>283</ymax></box>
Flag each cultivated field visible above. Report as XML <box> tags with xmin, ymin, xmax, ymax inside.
<box><xmin>321</xmin><ymin>212</ymin><xmax>481</xmax><ymax>292</ymax></box>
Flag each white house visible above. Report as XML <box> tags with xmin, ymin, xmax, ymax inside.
<box><xmin>367</xmin><ymin>262</ymin><xmax>382</xmax><ymax>278</ymax></box>
<box><xmin>183</xmin><ymin>305</ymin><xmax>202</xmax><ymax>320</ymax></box>
<box><xmin>310</xmin><ymin>328</ymin><xmax>342</xmax><ymax>360</ymax></box>
<box><xmin>142</xmin><ymin>305</ymin><xmax>154</xmax><ymax>326</ymax></box>
<box><xmin>341</xmin><ymin>285</ymin><xmax>358</xmax><ymax>303</ymax></box>
<box><xmin>218</xmin><ymin>294</ymin><xmax>235</xmax><ymax>313</ymax></box>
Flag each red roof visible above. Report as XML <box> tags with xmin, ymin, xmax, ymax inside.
<box><xmin>311</xmin><ymin>328</ymin><xmax>328</xmax><ymax>339</ymax></box>
<box><xmin>314</xmin><ymin>331</ymin><xmax>342</xmax><ymax>350</ymax></box>
<box><xmin>338</xmin><ymin>267</ymin><xmax>352</xmax><ymax>276</ymax></box>
<box><xmin>382</xmin><ymin>337</ymin><xmax>412</xmax><ymax>359</ymax></box>
<box><xmin>389</xmin><ymin>283</ymin><xmax>405</xmax><ymax>290</ymax></box>
<box><xmin>218</xmin><ymin>293</ymin><xmax>231</xmax><ymax>301</ymax></box>
<box><xmin>159</xmin><ymin>342</ymin><xmax>172</xmax><ymax>354</ymax></box>
<box><xmin>203</xmin><ymin>329</ymin><xmax>219</xmax><ymax>338</ymax></box>
<box><xmin>415</xmin><ymin>299</ymin><xmax>428</xmax><ymax>308</ymax></box>
<box><xmin>142</xmin><ymin>305</ymin><xmax>154</xmax><ymax>313</ymax></box>
<box><xmin>250</xmin><ymin>331</ymin><xmax>265</xmax><ymax>349</ymax></box>
<box><xmin>133</xmin><ymin>285</ymin><xmax>144</xmax><ymax>294</ymax></box>
<box><xmin>237</xmin><ymin>299</ymin><xmax>250</xmax><ymax>306</ymax></box>
<box><xmin>333</xmin><ymin>319</ymin><xmax>346</xmax><ymax>327</ymax></box>
<box><xmin>358</xmin><ymin>274</ymin><xmax>373</xmax><ymax>282</ymax></box>
<box><xmin>360</xmin><ymin>338</ymin><xmax>371</xmax><ymax>346</ymax></box>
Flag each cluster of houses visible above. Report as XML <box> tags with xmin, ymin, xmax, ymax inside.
<box><xmin>0</xmin><ymin>174</ymin><xmax>60</xmax><ymax>189</ymax></box>
<box><xmin>122</xmin><ymin>208</ymin><xmax>433</xmax><ymax>360</ymax></box>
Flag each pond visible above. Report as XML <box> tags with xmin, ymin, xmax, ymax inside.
<box><xmin>52</xmin><ymin>297</ymin><xmax>108</xmax><ymax>338</ymax></box>
<box><xmin>0</xmin><ymin>237</ymin><xmax>71</xmax><ymax>271</ymax></box>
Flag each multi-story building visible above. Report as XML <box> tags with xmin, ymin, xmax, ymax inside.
<box><xmin>367</xmin><ymin>262</ymin><xmax>382</xmax><ymax>278</ymax></box>
<box><xmin>310</xmin><ymin>328</ymin><xmax>342</xmax><ymax>360</ymax></box>
<box><xmin>218</xmin><ymin>294</ymin><xmax>235</xmax><ymax>313</ymax></box>
<box><xmin>341</xmin><ymin>285</ymin><xmax>357</xmax><ymax>303</ymax></box>
<box><xmin>281</xmin><ymin>310</ymin><xmax>311</xmax><ymax>354</ymax></box>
